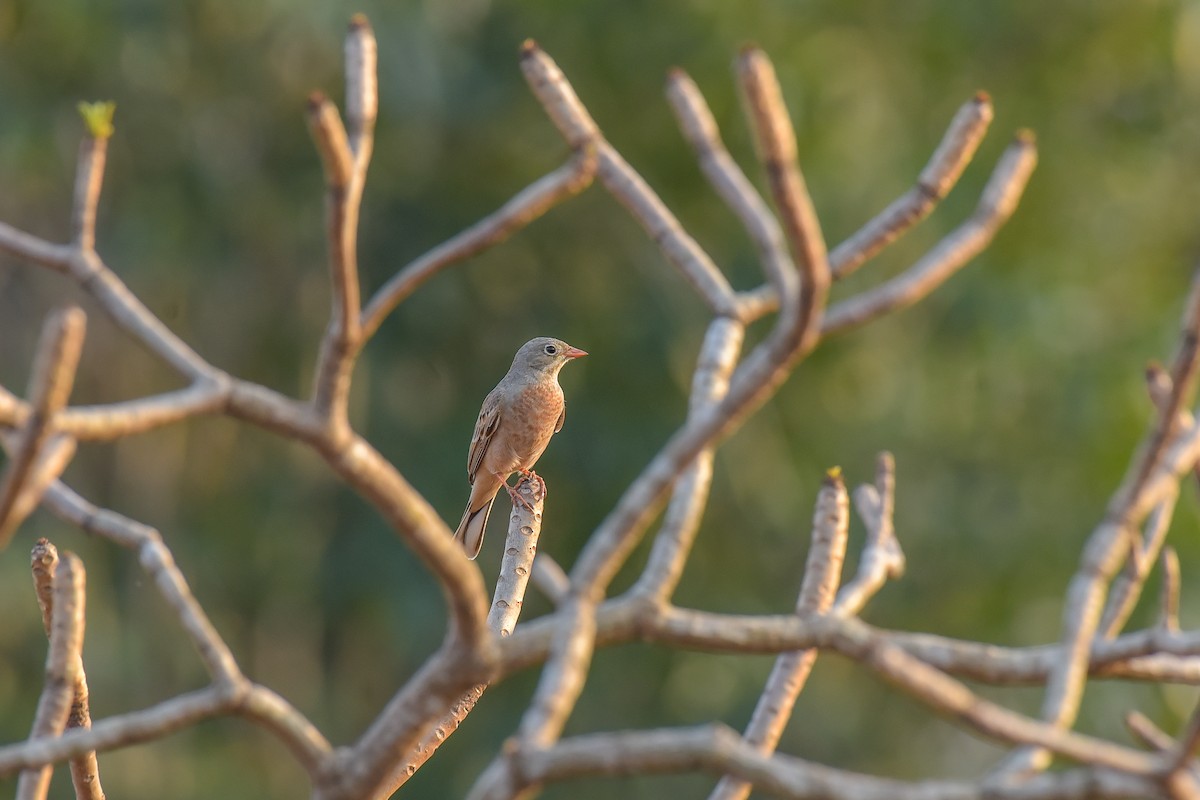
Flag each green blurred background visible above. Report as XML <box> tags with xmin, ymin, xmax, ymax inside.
<box><xmin>2</xmin><ymin>0</ymin><xmax>1200</xmax><ymax>797</ymax></box>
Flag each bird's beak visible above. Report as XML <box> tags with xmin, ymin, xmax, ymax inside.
<box><xmin>564</xmin><ymin>346</ymin><xmax>588</xmax><ymax>359</ymax></box>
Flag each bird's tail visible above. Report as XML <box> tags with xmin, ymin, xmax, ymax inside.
<box><xmin>453</xmin><ymin>495</ymin><xmax>495</xmax><ymax>560</ymax></box>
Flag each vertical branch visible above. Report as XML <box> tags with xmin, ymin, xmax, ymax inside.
<box><xmin>344</xmin><ymin>15</ymin><xmax>377</xmax><ymax>165</ymax></box>
<box><xmin>835</xmin><ymin>452</ymin><xmax>905</xmax><ymax>614</ymax></box>
<box><xmin>1098</xmin><ymin>490</ymin><xmax>1178</xmax><ymax>638</ymax></box>
<box><xmin>632</xmin><ymin>317</ymin><xmax>745</xmax><ymax>599</ymax></box>
<box><xmin>664</xmin><ymin>68</ymin><xmax>795</xmax><ymax>296</ymax></box>
<box><xmin>308</xmin><ymin>19</ymin><xmax>379</xmax><ymax>424</ymax></box>
<box><xmin>1158</xmin><ymin>546</ymin><xmax>1181</xmax><ymax>632</ymax></box>
<box><xmin>306</xmin><ymin>92</ymin><xmax>361</xmax><ymax>423</ymax></box>
<box><xmin>71</xmin><ymin>102</ymin><xmax>114</xmax><ymax>253</ymax></box>
<box><xmin>736</xmin><ymin>46</ymin><xmax>829</xmax><ymax>330</ymax></box>
<box><xmin>16</xmin><ymin>552</ymin><xmax>87</xmax><ymax>800</ymax></box>
<box><xmin>28</xmin><ymin>540</ymin><xmax>105</xmax><ymax>800</ymax></box>
<box><xmin>709</xmin><ymin>469</ymin><xmax>849</xmax><ymax>800</ymax></box>
<box><xmin>377</xmin><ymin>477</ymin><xmax>550</xmax><ymax>797</ymax></box>
<box><xmin>0</xmin><ymin>307</ymin><xmax>87</xmax><ymax>550</ymax></box>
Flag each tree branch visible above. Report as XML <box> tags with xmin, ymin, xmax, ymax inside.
<box><xmin>16</xmin><ymin>551</ymin><xmax>87</xmax><ymax>800</ymax></box>
<box><xmin>0</xmin><ymin>307</ymin><xmax>86</xmax><ymax>550</ymax></box>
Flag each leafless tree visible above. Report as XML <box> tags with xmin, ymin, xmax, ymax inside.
<box><xmin>4</xmin><ymin>13</ymin><xmax>1199</xmax><ymax>800</ymax></box>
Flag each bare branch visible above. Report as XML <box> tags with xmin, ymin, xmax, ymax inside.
<box><xmin>0</xmin><ymin>687</ymin><xmax>230</xmax><ymax>777</ymax></box>
<box><xmin>17</xmin><ymin>551</ymin><xmax>86</xmax><ymax>800</ymax></box>
<box><xmin>0</xmin><ymin>307</ymin><xmax>86</xmax><ymax>549</ymax></box>
<box><xmin>998</xmin><ymin>273</ymin><xmax>1200</xmax><ymax>777</ymax></box>
<box><xmin>0</xmin><ymin>383</ymin><xmax>227</xmax><ymax>442</ymax></box>
<box><xmin>502</xmin><ymin>725</ymin><xmax>1164</xmax><ymax>800</ymax></box>
<box><xmin>1099</xmin><ymin>490</ymin><xmax>1178</xmax><ymax>638</ymax></box>
<box><xmin>30</xmin><ymin>539</ymin><xmax>58</xmax><ymax>636</ymax></box>
<box><xmin>0</xmin><ymin>222</ymin><xmax>71</xmax><ymax>270</ymax></box>
<box><xmin>830</xmin><ymin>93</ymin><xmax>993</xmax><ymax>280</ymax></box>
<box><xmin>39</xmin><ymin>483</ymin><xmax>242</xmax><ymax>684</ymax></box>
<box><xmin>71</xmin><ymin>105</ymin><xmax>114</xmax><ymax>253</ymax></box>
<box><xmin>520</xmin><ymin>42</ymin><xmax>739</xmax><ymax>316</ymax></box>
<box><xmin>736</xmin><ymin>47</ymin><xmax>829</xmax><ymax>298</ymax></box>
<box><xmin>822</xmin><ymin>131</ymin><xmax>1038</xmax><ymax>335</ymax></box>
<box><xmin>837</xmin><ymin>452</ymin><xmax>905</xmax><ymax>614</ymax></box>
<box><xmin>664</xmin><ymin>68</ymin><xmax>795</xmax><ymax>297</ymax></box>
<box><xmin>379</xmin><ymin>476</ymin><xmax>550</xmax><ymax>795</ymax></box>
<box><xmin>360</xmin><ymin>150</ymin><xmax>597</xmax><ymax>341</ymax></box>
<box><xmin>344</xmin><ymin>14</ymin><xmax>377</xmax><ymax>162</ymax></box>
<box><xmin>711</xmin><ymin>470</ymin><xmax>849</xmax><ymax>800</ymax></box>
<box><xmin>306</xmin><ymin>90</ymin><xmax>361</xmax><ymax>422</ymax></box>
<box><xmin>28</xmin><ymin>541</ymin><xmax>106</xmax><ymax>800</ymax></box>
<box><xmin>633</xmin><ymin>317</ymin><xmax>745</xmax><ymax>600</ymax></box>
<box><xmin>235</xmin><ymin>684</ymin><xmax>332</xmax><ymax>779</ymax></box>
<box><xmin>1131</xmin><ymin>268</ymin><xmax>1200</xmax><ymax>497</ymax></box>
<box><xmin>1126</xmin><ymin>711</ymin><xmax>1175</xmax><ymax>752</ymax></box>
<box><xmin>65</xmin><ymin>250</ymin><xmax>216</xmax><ymax>381</ymax></box>
<box><xmin>1159</xmin><ymin>547</ymin><xmax>1182</xmax><ymax>633</ymax></box>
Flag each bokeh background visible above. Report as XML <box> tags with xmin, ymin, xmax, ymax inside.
<box><xmin>2</xmin><ymin>1</ymin><xmax>1200</xmax><ymax>797</ymax></box>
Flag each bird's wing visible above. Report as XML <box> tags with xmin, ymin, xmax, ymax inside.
<box><xmin>467</xmin><ymin>390</ymin><xmax>503</xmax><ymax>484</ymax></box>
<box><xmin>555</xmin><ymin>402</ymin><xmax>565</xmax><ymax>434</ymax></box>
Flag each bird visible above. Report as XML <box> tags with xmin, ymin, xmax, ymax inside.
<box><xmin>453</xmin><ymin>336</ymin><xmax>587</xmax><ymax>559</ymax></box>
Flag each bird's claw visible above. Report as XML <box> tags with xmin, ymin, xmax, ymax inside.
<box><xmin>503</xmin><ymin>480</ymin><xmax>538</xmax><ymax>512</ymax></box>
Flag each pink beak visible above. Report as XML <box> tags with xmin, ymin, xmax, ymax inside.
<box><xmin>564</xmin><ymin>346</ymin><xmax>588</xmax><ymax>359</ymax></box>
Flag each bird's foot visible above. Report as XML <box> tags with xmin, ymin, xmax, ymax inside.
<box><xmin>503</xmin><ymin>480</ymin><xmax>538</xmax><ymax>512</ymax></box>
<box><xmin>517</xmin><ymin>469</ymin><xmax>546</xmax><ymax>497</ymax></box>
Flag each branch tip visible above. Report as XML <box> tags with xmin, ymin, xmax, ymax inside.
<box><xmin>77</xmin><ymin>101</ymin><xmax>115</xmax><ymax>140</ymax></box>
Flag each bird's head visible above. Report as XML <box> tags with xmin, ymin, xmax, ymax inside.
<box><xmin>512</xmin><ymin>336</ymin><xmax>588</xmax><ymax>377</ymax></box>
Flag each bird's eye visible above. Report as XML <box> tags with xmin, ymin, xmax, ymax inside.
<box><xmin>544</xmin><ymin>344</ymin><xmax>558</xmax><ymax>355</ymax></box>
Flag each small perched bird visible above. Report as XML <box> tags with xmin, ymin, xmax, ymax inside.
<box><xmin>454</xmin><ymin>337</ymin><xmax>587</xmax><ymax>559</ymax></box>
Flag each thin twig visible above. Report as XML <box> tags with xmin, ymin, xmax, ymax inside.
<box><xmin>1159</xmin><ymin>547</ymin><xmax>1181</xmax><ymax>633</ymax></box>
<box><xmin>822</xmin><ymin>131</ymin><xmax>1038</xmax><ymax>335</ymax></box>
<box><xmin>0</xmin><ymin>687</ymin><xmax>231</xmax><ymax>777</ymax></box>
<box><xmin>306</xmin><ymin>90</ymin><xmax>361</xmax><ymax>422</ymax></box>
<box><xmin>0</xmin><ymin>307</ymin><xmax>86</xmax><ymax>549</ymax></box>
<box><xmin>0</xmin><ymin>382</ymin><xmax>226</xmax><ymax>442</ymax></box>
<box><xmin>1099</xmin><ymin>489</ymin><xmax>1179</xmax><ymax>638</ymax></box>
<box><xmin>70</xmin><ymin>104</ymin><xmax>113</xmax><ymax>253</ymax></box>
<box><xmin>664</xmin><ymin>68</ymin><xmax>795</xmax><ymax>297</ymax></box>
<box><xmin>39</xmin><ymin>482</ymin><xmax>242</xmax><ymax>684</ymax></box>
<box><xmin>632</xmin><ymin>317</ymin><xmax>745</xmax><ymax>600</ymax></box>
<box><xmin>836</xmin><ymin>452</ymin><xmax>905</xmax><ymax>615</ymax></box>
<box><xmin>344</xmin><ymin>14</ymin><xmax>377</xmax><ymax>163</ymax></box>
<box><xmin>1126</xmin><ymin>711</ymin><xmax>1175</xmax><ymax>752</ymax></box>
<box><xmin>359</xmin><ymin>150</ymin><xmax>597</xmax><ymax>341</ymax></box>
<box><xmin>0</xmin><ymin>223</ymin><xmax>71</xmax><ymax>270</ymax></box>
<box><xmin>520</xmin><ymin>41</ymin><xmax>739</xmax><ymax>317</ymax></box>
<box><xmin>830</xmin><ymin>93</ymin><xmax>993</xmax><ymax>280</ymax></box>
<box><xmin>736</xmin><ymin>47</ymin><xmax>828</xmax><ymax>300</ymax></box>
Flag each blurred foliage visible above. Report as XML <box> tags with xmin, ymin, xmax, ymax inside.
<box><xmin>2</xmin><ymin>0</ymin><xmax>1200</xmax><ymax>797</ymax></box>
